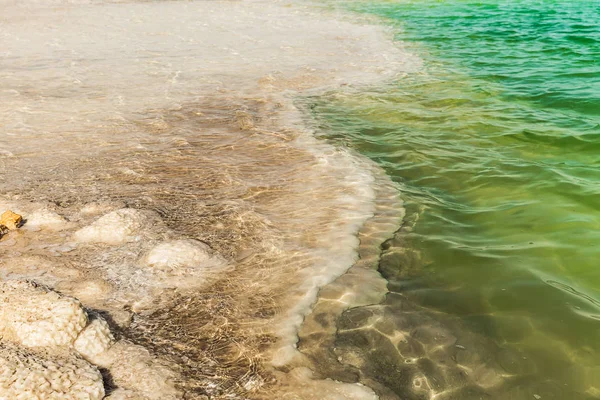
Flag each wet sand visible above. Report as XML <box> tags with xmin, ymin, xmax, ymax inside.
<box><xmin>0</xmin><ymin>0</ymin><xmax>419</xmax><ymax>398</ymax></box>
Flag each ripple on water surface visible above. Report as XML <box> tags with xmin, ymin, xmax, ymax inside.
<box><xmin>302</xmin><ymin>0</ymin><xmax>600</xmax><ymax>398</ymax></box>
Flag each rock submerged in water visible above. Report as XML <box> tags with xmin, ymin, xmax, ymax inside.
<box><xmin>141</xmin><ymin>239</ymin><xmax>230</xmax><ymax>288</ymax></box>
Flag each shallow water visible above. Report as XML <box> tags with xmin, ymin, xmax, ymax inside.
<box><xmin>0</xmin><ymin>1</ymin><xmax>417</xmax><ymax>398</ymax></box>
<box><xmin>302</xmin><ymin>0</ymin><xmax>600</xmax><ymax>398</ymax></box>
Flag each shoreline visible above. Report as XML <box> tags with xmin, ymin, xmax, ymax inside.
<box><xmin>0</xmin><ymin>0</ymin><xmax>420</xmax><ymax>398</ymax></box>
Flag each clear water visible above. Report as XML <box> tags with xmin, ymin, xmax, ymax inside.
<box><xmin>305</xmin><ymin>0</ymin><xmax>600</xmax><ymax>398</ymax></box>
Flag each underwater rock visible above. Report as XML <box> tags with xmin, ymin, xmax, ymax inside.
<box><xmin>144</xmin><ymin>239</ymin><xmax>226</xmax><ymax>270</ymax></box>
<box><xmin>0</xmin><ymin>342</ymin><xmax>105</xmax><ymax>400</ymax></box>
<box><xmin>128</xmin><ymin>239</ymin><xmax>232</xmax><ymax>292</ymax></box>
<box><xmin>74</xmin><ymin>208</ymin><xmax>162</xmax><ymax>245</ymax></box>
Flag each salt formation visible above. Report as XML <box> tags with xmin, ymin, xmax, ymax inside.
<box><xmin>0</xmin><ymin>281</ymin><xmax>107</xmax><ymax>399</ymax></box>
<box><xmin>0</xmin><ymin>343</ymin><xmax>105</xmax><ymax>400</ymax></box>
<box><xmin>73</xmin><ymin>209</ymin><xmax>162</xmax><ymax>245</ymax></box>
<box><xmin>74</xmin><ymin>318</ymin><xmax>115</xmax><ymax>363</ymax></box>
<box><xmin>0</xmin><ymin>280</ymin><xmax>88</xmax><ymax>348</ymax></box>
<box><xmin>142</xmin><ymin>239</ymin><xmax>229</xmax><ymax>287</ymax></box>
<box><xmin>25</xmin><ymin>208</ymin><xmax>68</xmax><ymax>230</ymax></box>
<box><xmin>80</xmin><ymin>202</ymin><xmax>126</xmax><ymax>217</ymax></box>
<box><xmin>144</xmin><ymin>239</ymin><xmax>226</xmax><ymax>270</ymax></box>
<box><xmin>94</xmin><ymin>341</ymin><xmax>181</xmax><ymax>400</ymax></box>
<box><xmin>0</xmin><ymin>279</ymin><xmax>180</xmax><ymax>399</ymax></box>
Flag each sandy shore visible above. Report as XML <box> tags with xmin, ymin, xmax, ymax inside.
<box><xmin>0</xmin><ymin>0</ymin><xmax>419</xmax><ymax>398</ymax></box>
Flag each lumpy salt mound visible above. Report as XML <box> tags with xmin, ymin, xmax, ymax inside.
<box><xmin>0</xmin><ymin>343</ymin><xmax>105</xmax><ymax>400</ymax></box>
<box><xmin>73</xmin><ymin>208</ymin><xmax>163</xmax><ymax>245</ymax></box>
<box><xmin>94</xmin><ymin>341</ymin><xmax>182</xmax><ymax>400</ymax></box>
<box><xmin>0</xmin><ymin>279</ymin><xmax>182</xmax><ymax>399</ymax></box>
<box><xmin>25</xmin><ymin>208</ymin><xmax>69</xmax><ymax>231</ymax></box>
<box><xmin>0</xmin><ymin>280</ymin><xmax>88</xmax><ymax>349</ymax></box>
<box><xmin>74</xmin><ymin>317</ymin><xmax>115</xmax><ymax>364</ymax></box>
<box><xmin>142</xmin><ymin>239</ymin><xmax>229</xmax><ymax>288</ymax></box>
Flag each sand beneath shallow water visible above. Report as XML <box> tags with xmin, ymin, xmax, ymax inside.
<box><xmin>0</xmin><ymin>0</ymin><xmax>419</xmax><ymax>398</ymax></box>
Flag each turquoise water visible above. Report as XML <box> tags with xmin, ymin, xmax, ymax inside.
<box><xmin>305</xmin><ymin>1</ymin><xmax>600</xmax><ymax>398</ymax></box>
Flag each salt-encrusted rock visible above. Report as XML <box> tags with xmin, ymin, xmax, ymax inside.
<box><xmin>0</xmin><ymin>343</ymin><xmax>105</xmax><ymax>400</ymax></box>
<box><xmin>0</xmin><ymin>280</ymin><xmax>88</xmax><ymax>349</ymax></box>
<box><xmin>94</xmin><ymin>341</ymin><xmax>182</xmax><ymax>400</ymax></box>
<box><xmin>144</xmin><ymin>239</ymin><xmax>227</xmax><ymax>272</ymax></box>
<box><xmin>141</xmin><ymin>239</ymin><xmax>229</xmax><ymax>290</ymax></box>
<box><xmin>0</xmin><ymin>210</ymin><xmax>22</xmax><ymax>230</ymax></box>
<box><xmin>74</xmin><ymin>317</ymin><xmax>115</xmax><ymax>364</ymax></box>
<box><xmin>73</xmin><ymin>208</ymin><xmax>162</xmax><ymax>245</ymax></box>
<box><xmin>25</xmin><ymin>208</ymin><xmax>68</xmax><ymax>230</ymax></box>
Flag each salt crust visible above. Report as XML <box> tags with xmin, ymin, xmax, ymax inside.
<box><xmin>144</xmin><ymin>239</ymin><xmax>226</xmax><ymax>271</ymax></box>
<box><xmin>79</xmin><ymin>202</ymin><xmax>126</xmax><ymax>217</ymax></box>
<box><xmin>0</xmin><ymin>280</ymin><xmax>181</xmax><ymax>399</ymax></box>
<box><xmin>94</xmin><ymin>341</ymin><xmax>181</xmax><ymax>400</ymax></box>
<box><xmin>142</xmin><ymin>239</ymin><xmax>230</xmax><ymax>288</ymax></box>
<box><xmin>73</xmin><ymin>209</ymin><xmax>162</xmax><ymax>245</ymax></box>
<box><xmin>0</xmin><ymin>343</ymin><xmax>105</xmax><ymax>400</ymax></box>
<box><xmin>25</xmin><ymin>208</ymin><xmax>68</xmax><ymax>231</ymax></box>
<box><xmin>74</xmin><ymin>318</ymin><xmax>115</xmax><ymax>364</ymax></box>
<box><xmin>0</xmin><ymin>280</ymin><xmax>88</xmax><ymax>348</ymax></box>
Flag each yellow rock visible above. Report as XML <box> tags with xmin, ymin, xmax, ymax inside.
<box><xmin>0</xmin><ymin>210</ymin><xmax>22</xmax><ymax>230</ymax></box>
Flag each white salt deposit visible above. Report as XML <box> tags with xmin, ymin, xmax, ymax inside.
<box><xmin>24</xmin><ymin>208</ymin><xmax>69</xmax><ymax>231</ymax></box>
<box><xmin>0</xmin><ymin>343</ymin><xmax>105</xmax><ymax>400</ymax></box>
<box><xmin>0</xmin><ymin>279</ymin><xmax>181</xmax><ymax>399</ymax></box>
<box><xmin>73</xmin><ymin>317</ymin><xmax>115</xmax><ymax>364</ymax></box>
<box><xmin>0</xmin><ymin>280</ymin><xmax>88</xmax><ymax>349</ymax></box>
<box><xmin>144</xmin><ymin>239</ymin><xmax>226</xmax><ymax>271</ymax></box>
<box><xmin>94</xmin><ymin>341</ymin><xmax>182</xmax><ymax>400</ymax></box>
<box><xmin>73</xmin><ymin>209</ymin><xmax>162</xmax><ymax>245</ymax></box>
<box><xmin>270</xmin><ymin>152</ymin><xmax>377</xmax><ymax>368</ymax></box>
<box><xmin>141</xmin><ymin>239</ymin><xmax>230</xmax><ymax>288</ymax></box>
<box><xmin>79</xmin><ymin>202</ymin><xmax>124</xmax><ymax>217</ymax></box>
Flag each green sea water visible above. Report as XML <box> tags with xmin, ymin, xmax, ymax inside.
<box><xmin>304</xmin><ymin>1</ymin><xmax>600</xmax><ymax>398</ymax></box>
